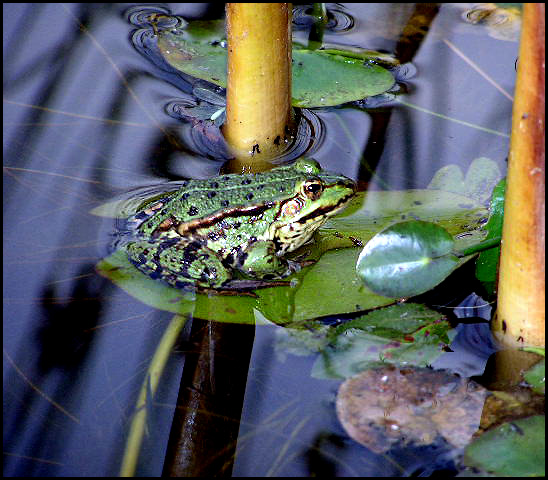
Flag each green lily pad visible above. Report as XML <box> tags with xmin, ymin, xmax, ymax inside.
<box><xmin>290</xmin><ymin>50</ymin><xmax>395</xmax><ymax>107</ymax></box>
<box><xmin>312</xmin><ymin>303</ymin><xmax>455</xmax><ymax>379</ymax></box>
<box><xmin>283</xmin><ymin>248</ymin><xmax>395</xmax><ymax>321</ymax></box>
<box><xmin>97</xmin><ymin>249</ymin><xmax>257</xmax><ymax>323</ymax></box>
<box><xmin>175</xmin><ymin>19</ymin><xmax>226</xmax><ymax>44</ymax></box>
<box><xmin>475</xmin><ymin>178</ymin><xmax>506</xmax><ymax>296</ymax></box>
<box><xmin>332</xmin><ymin>302</ymin><xmax>448</xmax><ymax>339</ymax></box>
<box><xmin>157</xmin><ymin>28</ymin><xmax>395</xmax><ymax>107</ymax></box>
<box><xmin>464</xmin><ymin>415</ymin><xmax>545</xmax><ymax>477</ymax></box>
<box><xmin>159</xmin><ymin>33</ymin><xmax>228</xmax><ymax>86</ymax></box>
<box><xmin>356</xmin><ymin>221</ymin><xmax>462</xmax><ymax>298</ymax></box>
<box><xmin>97</xmin><ymin>246</ymin><xmax>395</xmax><ymax>326</ymax></box>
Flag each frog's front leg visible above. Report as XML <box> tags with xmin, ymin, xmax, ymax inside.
<box><xmin>126</xmin><ymin>238</ymin><xmax>232</xmax><ymax>289</ymax></box>
<box><xmin>234</xmin><ymin>240</ymin><xmax>300</xmax><ymax>279</ymax></box>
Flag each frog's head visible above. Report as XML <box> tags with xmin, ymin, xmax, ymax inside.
<box><xmin>271</xmin><ymin>158</ymin><xmax>356</xmax><ymax>253</ymax></box>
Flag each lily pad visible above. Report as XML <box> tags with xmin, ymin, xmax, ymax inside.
<box><xmin>97</xmin><ymin>249</ymin><xmax>257</xmax><ymax>324</ymax></box>
<box><xmin>97</xmin><ymin>246</ymin><xmax>395</xmax><ymax>326</ymax></box>
<box><xmin>312</xmin><ymin>303</ymin><xmax>455</xmax><ymax>379</ymax></box>
<box><xmin>464</xmin><ymin>415</ymin><xmax>545</xmax><ymax>477</ymax></box>
<box><xmin>157</xmin><ymin>28</ymin><xmax>395</xmax><ymax>107</ymax></box>
<box><xmin>336</xmin><ymin>366</ymin><xmax>488</xmax><ymax>453</ymax></box>
<box><xmin>427</xmin><ymin>157</ymin><xmax>503</xmax><ymax>204</ymax></box>
<box><xmin>332</xmin><ymin>302</ymin><xmax>449</xmax><ymax>339</ymax></box>
<box><xmin>317</xmin><ymin>189</ymin><xmax>488</xmax><ymax>253</ymax></box>
<box><xmin>290</xmin><ymin>50</ymin><xmax>395</xmax><ymax>107</ymax></box>
<box><xmin>303</xmin><ymin>43</ymin><xmax>400</xmax><ymax>67</ymax></box>
<box><xmin>158</xmin><ymin>32</ymin><xmax>228</xmax><ymax>86</ymax></box>
<box><xmin>281</xmin><ymin>248</ymin><xmax>395</xmax><ymax>321</ymax></box>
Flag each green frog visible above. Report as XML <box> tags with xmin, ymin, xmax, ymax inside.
<box><xmin>124</xmin><ymin>158</ymin><xmax>356</xmax><ymax>292</ymax></box>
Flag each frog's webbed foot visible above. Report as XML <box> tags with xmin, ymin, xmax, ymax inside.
<box><xmin>286</xmin><ymin>257</ymin><xmax>317</xmax><ymax>273</ymax></box>
<box><xmin>291</xmin><ymin>250</ymin><xmax>317</xmax><ymax>268</ymax></box>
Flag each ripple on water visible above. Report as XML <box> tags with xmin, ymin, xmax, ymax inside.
<box><xmin>292</xmin><ymin>4</ymin><xmax>355</xmax><ymax>33</ymax></box>
<box><xmin>126</xmin><ymin>5</ymin><xmax>185</xmax><ymax>30</ymax></box>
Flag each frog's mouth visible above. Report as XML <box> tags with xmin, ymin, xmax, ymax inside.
<box><xmin>297</xmin><ymin>192</ymin><xmax>355</xmax><ymax>223</ymax></box>
<box><xmin>275</xmin><ymin>216</ymin><xmax>328</xmax><ymax>254</ymax></box>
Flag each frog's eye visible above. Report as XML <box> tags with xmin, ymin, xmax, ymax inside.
<box><xmin>302</xmin><ymin>180</ymin><xmax>324</xmax><ymax>200</ymax></box>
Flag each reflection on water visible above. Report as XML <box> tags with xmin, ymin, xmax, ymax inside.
<box><xmin>3</xmin><ymin>3</ymin><xmax>526</xmax><ymax>477</ymax></box>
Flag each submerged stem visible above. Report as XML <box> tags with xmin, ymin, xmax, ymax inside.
<box><xmin>119</xmin><ymin>315</ymin><xmax>188</xmax><ymax>477</ymax></box>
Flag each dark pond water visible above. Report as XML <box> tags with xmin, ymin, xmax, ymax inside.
<box><xmin>4</xmin><ymin>3</ymin><xmax>527</xmax><ymax>477</ymax></box>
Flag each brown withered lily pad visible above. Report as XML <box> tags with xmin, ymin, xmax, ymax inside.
<box><xmin>336</xmin><ymin>366</ymin><xmax>488</xmax><ymax>453</ymax></box>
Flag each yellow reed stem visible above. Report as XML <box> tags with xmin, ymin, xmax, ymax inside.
<box><xmin>494</xmin><ymin>3</ymin><xmax>545</xmax><ymax>346</ymax></box>
<box><xmin>223</xmin><ymin>3</ymin><xmax>294</xmax><ymax>163</ymax></box>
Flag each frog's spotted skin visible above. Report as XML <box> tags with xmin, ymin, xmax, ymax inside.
<box><xmin>123</xmin><ymin>158</ymin><xmax>356</xmax><ymax>291</ymax></box>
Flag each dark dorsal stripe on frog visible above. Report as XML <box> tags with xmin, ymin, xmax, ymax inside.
<box><xmin>174</xmin><ymin>201</ymin><xmax>275</xmax><ymax>236</ymax></box>
<box><xmin>154</xmin><ymin>185</ymin><xmax>352</xmax><ymax>241</ymax></box>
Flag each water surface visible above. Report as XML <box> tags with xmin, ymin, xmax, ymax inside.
<box><xmin>3</xmin><ymin>3</ymin><xmax>520</xmax><ymax>476</ymax></box>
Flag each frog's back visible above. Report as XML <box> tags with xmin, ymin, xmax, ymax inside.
<box><xmin>168</xmin><ymin>166</ymin><xmax>305</xmax><ymax>223</ymax></box>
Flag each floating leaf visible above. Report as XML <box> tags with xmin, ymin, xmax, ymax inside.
<box><xmin>159</xmin><ymin>32</ymin><xmax>228</xmax><ymax>85</ymax></box>
<box><xmin>307</xmin><ymin>43</ymin><xmax>400</xmax><ymax>67</ymax></box>
<box><xmin>464</xmin><ymin>415</ymin><xmax>545</xmax><ymax>477</ymax></box>
<box><xmin>336</xmin><ymin>366</ymin><xmax>488</xmax><ymax>453</ymax></box>
<box><xmin>312</xmin><ymin>303</ymin><xmax>455</xmax><ymax>379</ymax></box>
<box><xmin>290</xmin><ymin>49</ymin><xmax>395</xmax><ymax>107</ymax></box>
<box><xmin>427</xmin><ymin>156</ymin><xmax>503</xmax><ymax>204</ymax></box>
<box><xmin>281</xmin><ymin>248</ymin><xmax>395</xmax><ymax>321</ymax></box>
<box><xmin>318</xmin><ymin>189</ymin><xmax>488</xmax><ymax>253</ymax></box>
<box><xmin>356</xmin><ymin>221</ymin><xmax>461</xmax><ymax>298</ymax></box>
<box><xmin>157</xmin><ymin>28</ymin><xmax>395</xmax><ymax>107</ymax></box>
<box><xmin>97</xmin><ymin>250</ymin><xmax>257</xmax><ymax>323</ymax></box>
<box><xmin>332</xmin><ymin>302</ymin><xmax>449</xmax><ymax>339</ymax></box>
<box><xmin>464</xmin><ymin>158</ymin><xmax>505</xmax><ymax>204</ymax></box>
<box><xmin>169</xmin><ymin>18</ymin><xmax>226</xmax><ymax>44</ymax></box>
